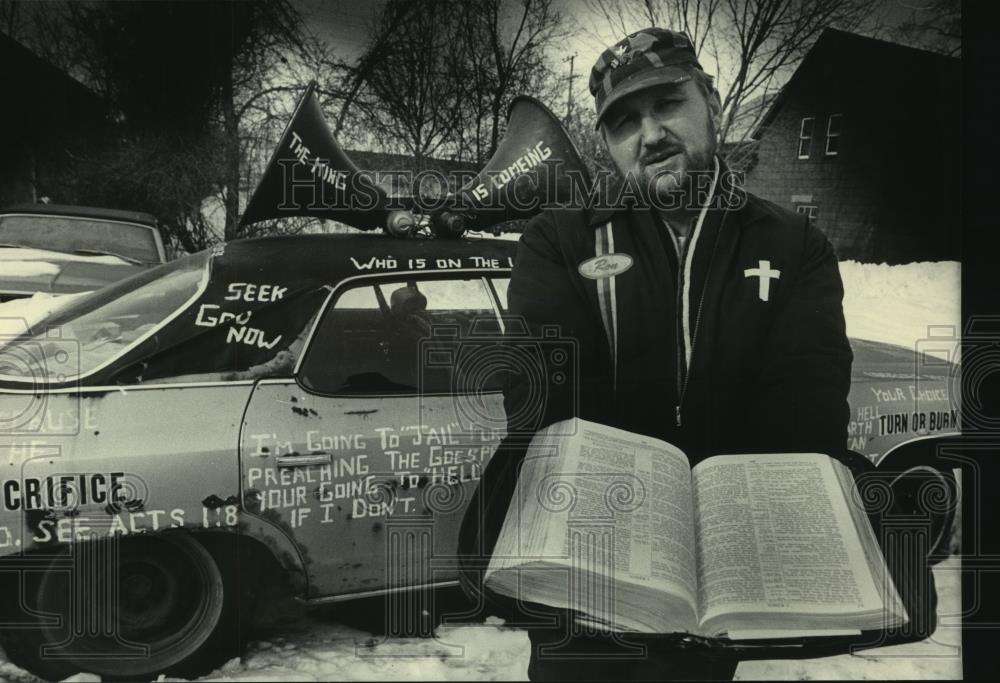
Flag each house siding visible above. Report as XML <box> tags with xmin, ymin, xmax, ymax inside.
<box><xmin>744</xmin><ymin>30</ymin><xmax>960</xmax><ymax>264</ymax></box>
<box><xmin>1</xmin><ymin>34</ymin><xmax>108</xmax><ymax>207</ymax></box>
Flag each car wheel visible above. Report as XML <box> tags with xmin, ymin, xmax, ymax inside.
<box><xmin>0</xmin><ymin>533</ymin><xmax>253</xmax><ymax>682</ymax></box>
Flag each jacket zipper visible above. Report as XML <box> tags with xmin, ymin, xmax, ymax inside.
<box><xmin>672</xmin><ymin>228</ymin><xmax>686</xmax><ymax>426</ymax></box>
<box><xmin>675</xmin><ymin>260</ymin><xmax>685</xmax><ymax>424</ymax></box>
<box><xmin>674</xmin><ymin>217</ymin><xmax>725</xmax><ymax>427</ymax></box>
<box><xmin>671</xmin><ymin>157</ymin><xmax>727</xmax><ymax>428</ymax></box>
<box><xmin>677</xmin><ymin>281</ymin><xmax>709</xmax><ymax>426</ymax></box>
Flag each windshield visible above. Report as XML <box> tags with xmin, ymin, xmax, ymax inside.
<box><xmin>0</xmin><ymin>252</ymin><xmax>210</xmax><ymax>383</ymax></box>
<box><xmin>0</xmin><ymin>214</ymin><xmax>161</xmax><ymax>264</ymax></box>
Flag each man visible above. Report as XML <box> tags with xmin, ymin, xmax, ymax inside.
<box><xmin>459</xmin><ymin>27</ymin><xmax>853</xmax><ymax>680</ymax></box>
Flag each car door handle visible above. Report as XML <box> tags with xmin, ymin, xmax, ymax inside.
<box><xmin>276</xmin><ymin>453</ymin><xmax>333</xmax><ymax>468</ymax></box>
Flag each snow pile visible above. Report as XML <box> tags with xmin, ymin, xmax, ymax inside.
<box><xmin>840</xmin><ymin>261</ymin><xmax>961</xmax><ymax>361</ymax></box>
<box><xmin>0</xmin><ymin>656</ymin><xmax>42</xmax><ymax>683</ymax></box>
<box><xmin>1</xmin><ymin>261</ymin><xmax>61</xmax><ymax>278</ymax></box>
<box><xmin>189</xmin><ymin>617</ymin><xmax>529</xmax><ymax>682</ymax></box>
<box><xmin>0</xmin><ymin>246</ymin><xmax>131</xmax><ymax>266</ymax></box>
<box><xmin>0</xmin><ymin>292</ymin><xmax>90</xmax><ymax>338</ymax></box>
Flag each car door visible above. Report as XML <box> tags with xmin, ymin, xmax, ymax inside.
<box><xmin>240</xmin><ymin>272</ymin><xmax>509</xmax><ymax>598</ymax></box>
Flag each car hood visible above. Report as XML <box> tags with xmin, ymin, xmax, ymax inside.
<box><xmin>850</xmin><ymin>337</ymin><xmax>957</xmax><ymax>381</ymax></box>
<box><xmin>0</xmin><ymin>250</ymin><xmax>147</xmax><ymax>296</ymax></box>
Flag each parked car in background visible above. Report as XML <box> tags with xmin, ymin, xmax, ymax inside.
<box><xmin>0</xmin><ymin>203</ymin><xmax>168</xmax><ymax>303</ymax></box>
<box><xmin>0</xmin><ymin>232</ymin><xmax>960</xmax><ymax>681</ymax></box>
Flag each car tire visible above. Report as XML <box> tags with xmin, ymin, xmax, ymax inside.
<box><xmin>0</xmin><ymin>533</ymin><xmax>256</xmax><ymax>682</ymax></box>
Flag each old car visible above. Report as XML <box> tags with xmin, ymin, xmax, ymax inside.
<box><xmin>0</xmin><ymin>230</ymin><xmax>962</xmax><ymax>680</ymax></box>
<box><xmin>0</xmin><ymin>203</ymin><xmax>169</xmax><ymax>303</ymax></box>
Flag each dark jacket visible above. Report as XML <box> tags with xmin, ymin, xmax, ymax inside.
<box><xmin>458</xmin><ymin>159</ymin><xmax>855</xmax><ymax>617</ymax></box>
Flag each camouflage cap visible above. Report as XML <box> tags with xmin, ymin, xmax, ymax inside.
<box><xmin>589</xmin><ymin>27</ymin><xmax>703</xmax><ymax>126</ymax></box>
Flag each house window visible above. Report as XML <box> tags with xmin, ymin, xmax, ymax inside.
<box><xmin>797</xmin><ymin>117</ymin><xmax>814</xmax><ymax>159</ymax></box>
<box><xmin>796</xmin><ymin>205</ymin><xmax>819</xmax><ymax>222</ymax></box>
<box><xmin>825</xmin><ymin>114</ymin><xmax>843</xmax><ymax>156</ymax></box>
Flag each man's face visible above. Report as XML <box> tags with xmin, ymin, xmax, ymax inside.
<box><xmin>601</xmin><ymin>79</ymin><xmax>720</xmax><ymax>204</ymax></box>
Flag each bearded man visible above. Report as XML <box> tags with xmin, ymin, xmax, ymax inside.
<box><xmin>460</xmin><ymin>27</ymin><xmax>853</xmax><ymax>681</ymax></box>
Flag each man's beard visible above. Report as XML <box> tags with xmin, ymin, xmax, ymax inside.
<box><xmin>642</xmin><ymin>146</ymin><xmax>715</xmax><ymax>210</ymax></box>
<box><xmin>632</xmin><ymin>117</ymin><xmax>718</xmax><ymax>210</ymax></box>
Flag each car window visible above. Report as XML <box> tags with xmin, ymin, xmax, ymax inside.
<box><xmin>0</xmin><ymin>253</ymin><xmax>209</xmax><ymax>383</ymax></box>
<box><xmin>490</xmin><ymin>277</ymin><xmax>510</xmax><ymax>312</ymax></box>
<box><xmin>0</xmin><ymin>214</ymin><xmax>161</xmax><ymax>264</ymax></box>
<box><xmin>299</xmin><ymin>276</ymin><xmax>505</xmax><ymax>396</ymax></box>
<box><xmin>118</xmin><ymin>287</ymin><xmax>330</xmax><ymax>385</ymax></box>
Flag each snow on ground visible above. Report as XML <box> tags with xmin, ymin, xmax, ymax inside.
<box><xmin>0</xmin><ymin>557</ymin><xmax>961</xmax><ymax>682</ymax></box>
<box><xmin>840</xmin><ymin>260</ymin><xmax>961</xmax><ymax>362</ymax></box>
<box><xmin>193</xmin><ymin>557</ymin><xmax>963</xmax><ymax>682</ymax></box>
<box><xmin>202</xmin><ymin>557</ymin><xmax>963</xmax><ymax>682</ymax></box>
<box><xmin>0</xmin><ymin>261</ymin><xmax>964</xmax><ymax>682</ymax></box>
<box><xmin>195</xmin><ymin>617</ymin><xmax>531</xmax><ymax>682</ymax></box>
<box><xmin>736</xmin><ymin>555</ymin><xmax>963</xmax><ymax>680</ymax></box>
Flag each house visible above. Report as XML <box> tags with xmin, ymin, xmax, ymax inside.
<box><xmin>743</xmin><ymin>29</ymin><xmax>960</xmax><ymax>264</ymax></box>
<box><xmin>0</xmin><ymin>32</ymin><xmax>109</xmax><ymax>207</ymax></box>
<box><xmin>346</xmin><ymin>149</ymin><xmax>480</xmax><ymax>197</ymax></box>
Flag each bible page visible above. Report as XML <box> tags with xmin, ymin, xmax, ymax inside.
<box><xmin>692</xmin><ymin>452</ymin><xmax>886</xmax><ymax>627</ymax></box>
<box><xmin>566</xmin><ymin>420</ymin><xmax>699</xmax><ymax>613</ymax></box>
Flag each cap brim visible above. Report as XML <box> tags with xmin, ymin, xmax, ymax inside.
<box><xmin>595</xmin><ymin>66</ymin><xmax>692</xmax><ymax>128</ymax></box>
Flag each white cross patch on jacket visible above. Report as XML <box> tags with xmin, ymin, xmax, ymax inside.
<box><xmin>744</xmin><ymin>260</ymin><xmax>780</xmax><ymax>302</ymax></box>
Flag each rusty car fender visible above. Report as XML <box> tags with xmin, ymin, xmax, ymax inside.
<box><xmin>0</xmin><ymin>383</ymin><xmax>308</xmax><ymax>590</ymax></box>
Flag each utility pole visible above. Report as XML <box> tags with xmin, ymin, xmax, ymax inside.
<box><xmin>562</xmin><ymin>53</ymin><xmax>577</xmax><ymax>125</ymax></box>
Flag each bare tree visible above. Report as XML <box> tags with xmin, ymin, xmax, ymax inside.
<box><xmin>3</xmin><ymin>0</ymin><xmax>312</xmax><ymax>243</ymax></box>
<box><xmin>893</xmin><ymin>0</ymin><xmax>960</xmax><ymax>57</ymax></box>
<box><xmin>456</xmin><ymin>0</ymin><xmax>566</xmax><ymax>162</ymax></box>
<box><xmin>0</xmin><ymin>1</ymin><xmax>111</xmax><ymax>95</ymax></box>
<box><xmin>352</xmin><ymin>0</ymin><xmax>469</xmax><ymax>166</ymax></box>
<box><xmin>563</xmin><ymin>104</ymin><xmax>616</xmax><ymax>180</ymax></box>
<box><xmin>582</xmin><ymin>0</ymin><xmax>723</xmax><ymax>56</ymax></box>
<box><xmin>212</xmin><ymin>1</ymin><xmax>305</xmax><ymax>239</ymax></box>
<box><xmin>328</xmin><ymin>2</ymin><xmax>421</xmax><ymax>138</ymax></box>
<box><xmin>322</xmin><ymin>0</ymin><xmax>564</xmax><ymax>171</ymax></box>
<box><xmin>578</xmin><ymin>0</ymin><xmax>873</xmax><ymax>158</ymax></box>
<box><xmin>0</xmin><ymin>0</ymin><xmax>18</xmax><ymax>36</ymax></box>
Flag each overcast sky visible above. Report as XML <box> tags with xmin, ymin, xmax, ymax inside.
<box><xmin>293</xmin><ymin>0</ymin><xmax>933</xmax><ymax>120</ymax></box>
<box><xmin>295</xmin><ymin>0</ymin><xmax>677</xmax><ymax>73</ymax></box>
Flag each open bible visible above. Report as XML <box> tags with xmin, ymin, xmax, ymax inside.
<box><xmin>484</xmin><ymin>418</ymin><xmax>908</xmax><ymax>639</ymax></box>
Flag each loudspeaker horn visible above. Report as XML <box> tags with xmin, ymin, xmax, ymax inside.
<box><xmin>435</xmin><ymin>96</ymin><xmax>592</xmax><ymax>235</ymax></box>
<box><xmin>240</xmin><ymin>81</ymin><xmax>415</xmax><ymax>234</ymax></box>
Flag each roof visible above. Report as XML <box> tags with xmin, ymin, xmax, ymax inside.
<box><xmin>346</xmin><ymin>150</ymin><xmax>479</xmax><ymax>174</ymax></box>
<box><xmin>0</xmin><ymin>33</ymin><xmax>106</xmax><ymax>128</ymax></box>
<box><xmin>346</xmin><ymin>150</ymin><xmax>482</xmax><ymax>196</ymax></box>
<box><xmin>2</xmin><ymin>232</ymin><xmax>518</xmax><ymax>388</ymax></box>
<box><xmin>210</xmin><ymin>232</ymin><xmax>515</xmax><ymax>287</ymax></box>
<box><xmin>0</xmin><ymin>203</ymin><xmax>159</xmax><ymax>227</ymax></box>
<box><xmin>50</xmin><ymin>231</ymin><xmax>518</xmax><ymax>328</ymax></box>
<box><xmin>751</xmin><ymin>28</ymin><xmax>960</xmax><ymax>140</ymax></box>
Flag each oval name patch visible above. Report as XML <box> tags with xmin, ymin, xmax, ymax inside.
<box><xmin>578</xmin><ymin>253</ymin><xmax>633</xmax><ymax>279</ymax></box>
